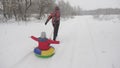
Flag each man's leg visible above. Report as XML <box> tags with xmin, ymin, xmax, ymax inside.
<box><xmin>53</xmin><ymin>23</ymin><xmax>59</xmax><ymax>40</ymax></box>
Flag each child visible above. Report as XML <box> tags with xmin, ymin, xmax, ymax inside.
<box><xmin>31</xmin><ymin>32</ymin><xmax>60</xmax><ymax>54</ymax></box>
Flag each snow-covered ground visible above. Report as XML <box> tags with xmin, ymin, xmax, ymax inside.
<box><xmin>0</xmin><ymin>16</ymin><xmax>120</xmax><ymax>68</ymax></box>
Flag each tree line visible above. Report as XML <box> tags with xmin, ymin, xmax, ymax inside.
<box><xmin>0</xmin><ymin>0</ymin><xmax>81</xmax><ymax>21</ymax></box>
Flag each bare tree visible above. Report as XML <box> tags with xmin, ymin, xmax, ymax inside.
<box><xmin>1</xmin><ymin>0</ymin><xmax>56</xmax><ymax>21</ymax></box>
<box><xmin>17</xmin><ymin>0</ymin><xmax>24</xmax><ymax>21</ymax></box>
<box><xmin>38</xmin><ymin>0</ymin><xmax>55</xmax><ymax>19</ymax></box>
<box><xmin>24</xmin><ymin>0</ymin><xmax>31</xmax><ymax>21</ymax></box>
<box><xmin>2</xmin><ymin>0</ymin><xmax>12</xmax><ymax>19</ymax></box>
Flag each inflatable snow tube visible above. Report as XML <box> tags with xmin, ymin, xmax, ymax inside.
<box><xmin>34</xmin><ymin>47</ymin><xmax>41</xmax><ymax>54</ymax></box>
<box><xmin>34</xmin><ymin>47</ymin><xmax>55</xmax><ymax>58</ymax></box>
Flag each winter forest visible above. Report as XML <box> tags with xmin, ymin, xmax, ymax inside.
<box><xmin>0</xmin><ymin>0</ymin><xmax>80</xmax><ymax>21</ymax></box>
<box><xmin>0</xmin><ymin>0</ymin><xmax>120</xmax><ymax>22</ymax></box>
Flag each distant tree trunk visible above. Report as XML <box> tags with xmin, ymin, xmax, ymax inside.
<box><xmin>13</xmin><ymin>8</ymin><xmax>17</xmax><ymax>20</ymax></box>
<box><xmin>38</xmin><ymin>5</ymin><xmax>44</xmax><ymax>19</ymax></box>
<box><xmin>24</xmin><ymin>0</ymin><xmax>31</xmax><ymax>21</ymax></box>
<box><xmin>17</xmin><ymin>0</ymin><xmax>24</xmax><ymax>21</ymax></box>
<box><xmin>38</xmin><ymin>0</ymin><xmax>44</xmax><ymax>20</ymax></box>
<box><xmin>2</xmin><ymin>0</ymin><xmax>8</xmax><ymax>19</ymax></box>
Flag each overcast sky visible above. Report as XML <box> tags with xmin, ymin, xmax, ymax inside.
<box><xmin>62</xmin><ymin>0</ymin><xmax>120</xmax><ymax>10</ymax></box>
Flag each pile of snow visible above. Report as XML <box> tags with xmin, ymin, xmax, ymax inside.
<box><xmin>0</xmin><ymin>16</ymin><xmax>120</xmax><ymax>68</ymax></box>
<box><xmin>92</xmin><ymin>15</ymin><xmax>120</xmax><ymax>23</ymax></box>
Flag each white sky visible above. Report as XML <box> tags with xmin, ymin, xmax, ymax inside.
<box><xmin>62</xmin><ymin>0</ymin><xmax>120</xmax><ymax>10</ymax></box>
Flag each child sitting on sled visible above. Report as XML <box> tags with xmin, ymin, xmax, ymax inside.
<box><xmin>31</xmin><ymin>32</ymin><xmax>60</xmax><ymax>56</ymax></box>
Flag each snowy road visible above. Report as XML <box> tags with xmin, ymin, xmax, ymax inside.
<box><xmin>0</xmin><ymin>16</ymin><xmax>120</xmax><ymax>68</ymax></box>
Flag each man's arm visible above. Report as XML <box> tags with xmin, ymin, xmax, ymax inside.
<box><xmin>45</xmin><ymin>13</ymin><xmax>52</xmax><ymax>25</ymax></box>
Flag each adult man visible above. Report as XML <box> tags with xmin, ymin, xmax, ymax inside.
<box><xmin>45</xmin><ymin>6</ymin><xmax>60</xmax><ymax>40</ymax></box>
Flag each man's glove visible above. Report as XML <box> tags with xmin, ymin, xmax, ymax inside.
<box><xmin>45</xmin><ymin>19</ymin><xmax>48</xmax><ymax>25</ymax></box>
<box><xmin>45</xmin><ymin>22</ymin><xmax>47</xmax><ymax>25</ymax></box>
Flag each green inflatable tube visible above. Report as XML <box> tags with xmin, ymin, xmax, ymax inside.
<box><xmin>35</xmin><ymin>53</ymin><xmax>55</xmax><ymax>58</ymax></box>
